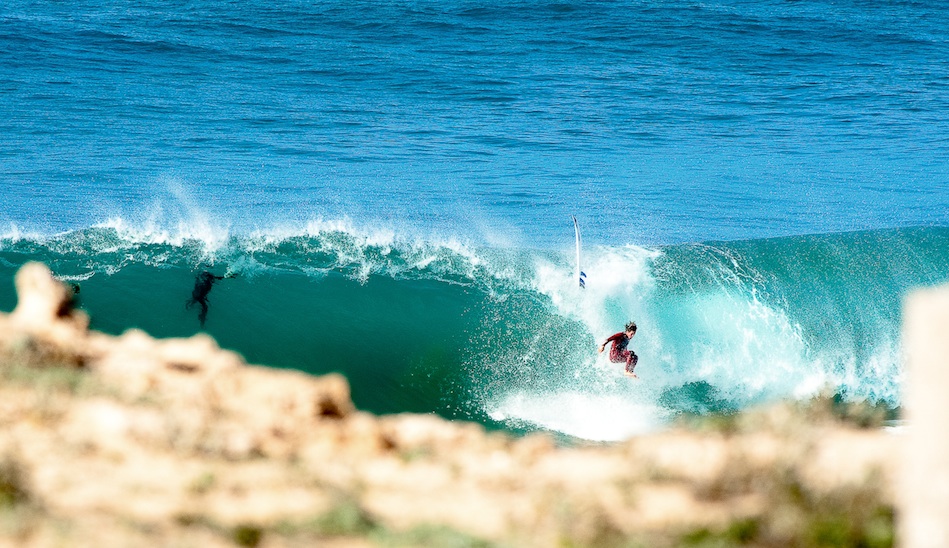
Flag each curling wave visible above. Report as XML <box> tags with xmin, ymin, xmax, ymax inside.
<box><xmin>1</xmin><ymin>221</ymin><xmax>945</xmax><ymax>441</ymax></box>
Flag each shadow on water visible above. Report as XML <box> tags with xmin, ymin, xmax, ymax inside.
<box><xmin>657</xmin><ymin>381</ymin><xmax>741</xmax><ymax>415</ymax></box>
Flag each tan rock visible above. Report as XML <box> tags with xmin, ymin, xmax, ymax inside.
<box><xmin>900</xmin><ymin>285</ymin><xmax>949</xmax><ymax>548</ymax></box>
<box><xmin>0</xmin><ymin>263</ymin><xmax>914</xmax><ymax>547</ymax></box>
<box><xmin>11</xmin><ymin>263</ymin><xmax>74</xmax><ymax>327</ymax></box>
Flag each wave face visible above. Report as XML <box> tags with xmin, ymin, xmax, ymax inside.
<box><xmin>1</xmin><ymin>223</ymin><xmax>946</xmax><ymax>441</ymax></box>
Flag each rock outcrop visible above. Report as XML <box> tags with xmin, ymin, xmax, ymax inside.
<box><xmin>0</xmin><ymin>263</ymin><xmax>902</xmax><ymax>547</ymax></box>
<box><xmin>899</xmin><ymin>285</ymin><xmax>949</xmax><ymax>548</ymax></box>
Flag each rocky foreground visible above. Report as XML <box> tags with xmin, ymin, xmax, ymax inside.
<box><xmin>0</xmin><ymin>263</ymin><xmax>899</xmax><ymax>547</ymax></box>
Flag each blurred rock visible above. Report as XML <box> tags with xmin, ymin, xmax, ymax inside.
<box><xmin>900</xmin><ymin>285</ymin><xmax>949</xmax><ymax>548</ymax></box>
<box><xmin>0</xmin><ymin>263</ymin><xmax>903</xmax><ymax>547</ymax></box>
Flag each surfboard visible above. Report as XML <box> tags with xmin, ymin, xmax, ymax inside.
<box><xmin>572</xmin><ymin>216</ymin><xmax>587</xmax><ymax>289</ymax></box>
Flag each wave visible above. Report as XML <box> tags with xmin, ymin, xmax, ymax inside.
<box><xmin>1</xmin><ymin>221</ymin><xmax>945</xmax><ymax>441</ymax></box>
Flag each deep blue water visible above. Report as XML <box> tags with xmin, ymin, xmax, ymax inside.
<box><xmin>3</xmin><ymin>0</ymin><xmax>948</xmax><ymax>244</ymax></box>
<box><xmin>2</xmin><ymin>0</ymin><xmax>948</xmax><ymax>439</ymax></box>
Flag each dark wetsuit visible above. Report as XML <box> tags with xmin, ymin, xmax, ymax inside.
<box><xmin>186</xmin><ymin>271</ymin><xmax>224</xmax><ymax>327</ymax></box>
<box><xmin>604</xmin><ymin>332</ymin><xmax>638</xmax><ymax>373</ymax></box>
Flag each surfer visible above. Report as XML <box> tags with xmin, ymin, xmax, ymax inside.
<box><xmin>599</xmin><ymin>321</ymin><xmax>639</xmax><ymax>378</ymax></box>
<box><xmin>185</xmin><ymin>271</ymin><xmax>228</xmax><ymax>327</ymax></box>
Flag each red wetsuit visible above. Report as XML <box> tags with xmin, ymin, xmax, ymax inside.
<box><xmin>604</xmin><ymin>332</ymin><xmax>638</xmax><ymax>374</ymax></box>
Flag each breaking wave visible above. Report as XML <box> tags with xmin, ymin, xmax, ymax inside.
<box><xmin>1</xmin><ymin>221</ymin><xmax>945</xmax><ymax>441</ymax></box>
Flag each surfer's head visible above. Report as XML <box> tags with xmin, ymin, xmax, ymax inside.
<box><xmin>625</xmin><ymin>321</ymin><xmax>637</xmax><ymax>334</ymax></box>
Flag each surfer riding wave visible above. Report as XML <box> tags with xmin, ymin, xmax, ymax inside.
<box><xmin>599</xmin><ymin>321</ymin><xmax>639</xmax><ymax>378</ymax></box>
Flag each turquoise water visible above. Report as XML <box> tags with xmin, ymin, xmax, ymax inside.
<box><xmin>3</xmin><ymin>0</ymin><xmax>948</xmax><ymax>439</ymax></box>
<box><xmin>1</xmin><ymin>226</ymin><xmax>945</xmax><ymax>440</ymax></box>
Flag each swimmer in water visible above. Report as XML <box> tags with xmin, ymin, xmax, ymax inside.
<box><xmin>185</xmin><ymin>271</ymin><xmax>226</xmax><ymax>327</ymax></box>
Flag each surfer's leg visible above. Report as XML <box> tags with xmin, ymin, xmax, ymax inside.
<box><xmin>625</xmin><ymin>351</ymin><xmax>638</xmax><ymax>374</ymax></box>
<box><xmin>197</xmin><ymin>300</ymin><xmax>209</xmax><ymax>327</ymax></box>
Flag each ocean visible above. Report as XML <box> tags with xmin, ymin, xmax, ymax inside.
<box><xmin>2</xmin><ymin>0</ymin><xmax>947</xmax><ymax>441</ymax></box>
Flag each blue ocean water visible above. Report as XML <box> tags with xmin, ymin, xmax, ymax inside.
<box><xmin>2</xmin><ymin>1</ymin><xmax>948</xmax><ymax>440</ymax></box>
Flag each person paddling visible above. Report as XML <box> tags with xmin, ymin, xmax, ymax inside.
<box><xmin>599</xmin><ymin>321</ymin><xmax>639</xmax><ymax>378</ymax></box>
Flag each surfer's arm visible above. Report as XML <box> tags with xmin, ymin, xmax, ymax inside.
<box><xmin>599</xmin><ymin>332</ymin><xmax>621</xmax><ymax>353</ymax></box>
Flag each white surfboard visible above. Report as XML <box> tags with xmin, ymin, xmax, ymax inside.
<box><xmin>572</xmin><ymin>216</ymin><xmax>587</xmax><ymax>289</ymax></box>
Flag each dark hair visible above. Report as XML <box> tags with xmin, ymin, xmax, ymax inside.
<box><xmin>625</xmin><ymin>321</ymin><xmax>637</xmax><ymax>332</ymax></box>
